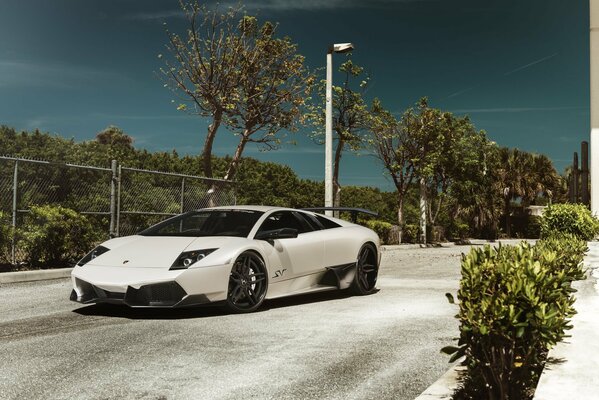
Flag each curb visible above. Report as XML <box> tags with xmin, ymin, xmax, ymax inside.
<box><xmin>0</xmin><ymin>267</ymin><xmax>73</xmax><ymax>284</ymax></box>
<box><xmin>382</xmin><ymin>239</ymin><xmax>537</xmax><ymax>252</ymax></box>
<box><xmin>414</xmin><ymin>361</ymin><xmax>464</xmax><ymax>399</ymax></box>
<box><xmin>532</xmin><ymin>241</ymin><xmax>599</xmax><ymax>399</ymax></box>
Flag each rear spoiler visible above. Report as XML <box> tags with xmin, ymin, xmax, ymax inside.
<box><xmin>301</xmin><ymin>207</ymin><xmax>378</xmax><ymax>223</ymax></box>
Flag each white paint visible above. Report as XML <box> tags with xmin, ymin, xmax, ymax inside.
<box><xmin>591</xmin><ymin>0</ymin><xmax>599</xmax><ymax>214</ymax></box>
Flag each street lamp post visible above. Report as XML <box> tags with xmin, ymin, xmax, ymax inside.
<box><xmin>325</xmin><ymin>43</ymin><xmax>354</xmax><ymax>217</ymax></box>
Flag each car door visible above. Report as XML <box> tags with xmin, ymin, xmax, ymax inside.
<box><xmin>255</xmin><ymin>210</ymin><xmax>325</xmax><ymax>282</ymax></box>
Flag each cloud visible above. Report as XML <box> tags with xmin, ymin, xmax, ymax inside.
<box><xmin>451</xmin><ymin>106</ymin><xmax>582</xmax><ymax>114</ymax></box>
<box><xmin>127</xmin><ymin>0</ymin><xmax>430</xmax><ymax>19</ymax></box>
<box><xmin>213</xmin><ymin>145</ymin><xmax>325</xmax><ymax>155</ymax></box>
<box><xmin>504</xmin><ymin>53</ymin><xmax>558</xmax><ymax>76</ymax></box>
<box><xmin>124</xmin><ymin>10</ymin><xmax>185</xmax><ymax>21</ymax></box>
<box><xmin>446</xmin><ymin>86</ymin><xmax>477</xmax><ymax>99</ymax></box>
<box><xmin>0</xmin><ymin>60</ymin><xmax>127</xmax><ymax>89</ymax></box>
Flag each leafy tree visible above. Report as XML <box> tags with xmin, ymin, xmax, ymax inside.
<box><xmin>160</xmin><ymin>2</ymin><xmax>244</xmax><ymax>178</ymax></box>
<box><xmin>96</xmin><ymin>126</ymin><xmax>134</xmax><ymax>148</ymax></box>
<box><xmin>161</xmin><ymin>4</ymin><xmax>313</xmax><ymax>182</ymax></box>
<box><xmin>307</xmin><ymin>59</ymin><xmax>371</xmax><ymax>207</ymax></box>
<box><xmin>495</xmin><ymin>148</ymin><xmax>563</xmax><ymax>236</ymax></box>
<box><xmin>221</xmin><ymin>16</ymin><xmax>314</xmax><ymax>181</ymax></box>
<box><xmin>450</xmin><ymin>142</ymin><xmax>503</xmax><ymax>239</ymax></box>
<box><xmin>369</xmin><ymin>98</ymin><xmax>418</xmax><ymax>242</ymax></box>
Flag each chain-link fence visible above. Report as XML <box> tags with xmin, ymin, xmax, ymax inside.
<box><xmin>0</xmin><ymin>156</ymin><xmax>235</xmax><ymax>265</ymax></box>
<box><xmin>117</xmin><ymin>166</ymin><xmax>236</xmax><ymax>236</ymax></box>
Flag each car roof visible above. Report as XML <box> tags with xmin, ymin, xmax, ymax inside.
<box><xmin>203</xmin><ymin>205</ymin><xmax>293</xmax><ymax>213</ymax></box>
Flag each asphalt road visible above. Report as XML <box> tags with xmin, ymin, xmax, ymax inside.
<box><xmin>0</xmin><ymin>246</ymin><xmax>467</xmax><ymax>400</ymax></box>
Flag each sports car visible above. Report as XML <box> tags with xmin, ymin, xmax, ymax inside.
<box><xmin>70</xmin><ymin>206</ymin><xmax>381</xmax><ymax>313</ymax></box>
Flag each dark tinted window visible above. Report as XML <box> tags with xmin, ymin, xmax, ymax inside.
<box><xmin>315</xmin><ymin>214</ymin><xmax>341</xmax><ymax>229</ymax></box>
<box><xmin>257</xmin><ymin>211</ymin><xmax>308</xmax><ymax>234</ymax></box>
<box><xmin>140</xmin><ymin>210</ymin><xmax>263</xmax><ymax>237</ymax></box>
<box><xmin>296</xmin><ymin>212</ymin><xmax>322</xmax><ymax>231</ymax></box>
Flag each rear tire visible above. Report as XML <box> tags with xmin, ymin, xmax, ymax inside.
<box><xmin>351</xmin><ymin>243</ymin><xmax>378</xmax><ymax>295</ymax></box>
<box><xmin>225</xmin><ymin>251</ymin><xmax>268</xmax><ymax>313</ymax></box>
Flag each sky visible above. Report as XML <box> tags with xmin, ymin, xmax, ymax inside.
<box><xmin>0</xmin><ymin>0</ymin><xmax>590</xmax><ymax>190</ymax></box>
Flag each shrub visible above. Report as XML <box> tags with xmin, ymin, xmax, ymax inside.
<box><xmin>402</xmin><ymin>224</ymin><xmax>419</xmax><ymax>243</ymax></box>
<box><xmin>444</xmin><ymin>241</ymin><xmax>584</xmax><ymax>399</ymax></box>
<box><xmin>0</xmin><ymin>211</ymin><xmax>11</xmax><ymax>263</ymax></box>
<box><xmin>525</xmin><ymin>215</ymin><xmax>541</xmax><ymax>239</ymax></box>
<box><xmin>535</xmin><ymin>233</ymin><xmax>587</xmax><ymax>282</ymax></box>
<box><xmin>20</xmin><ymin>205</ymin><xmax>99</xmax><ymax>269</ymax></box>
<box><xmin>448</xmin><ymin>221</ymin><xmax>470</xmax><ymax>241</ymax></box>
<box><xmin>540</xmin><ymin>203</ymin><xmax>599</xmax><ymax>241</ymax></box>
<box><xmin>364</xmin><ymin>220</ymin><xmax>393</xmax><ymax>244</ymax></box>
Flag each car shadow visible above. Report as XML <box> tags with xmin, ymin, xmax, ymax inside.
<box><xmin>72</xmin><ymin>288</ymin><xmax>369</xmax><ymax>320</ymax></box>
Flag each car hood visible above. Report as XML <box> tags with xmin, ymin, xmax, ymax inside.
<box><xmin>87</xmin><ymin>235</ymin><xmax>241</xmax><ymax>268</ymax></box>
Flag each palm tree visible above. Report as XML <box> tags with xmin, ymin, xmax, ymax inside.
<box><xmin>496</xmin><ymin>148</ymin><xmax>563</xmax><ymax>237</ymax></box>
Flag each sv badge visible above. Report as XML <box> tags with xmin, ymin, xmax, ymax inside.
<box><xmin>272</xmin><ymin>269</ymin><xmax>287</xmax><ymax>278</ymax></box>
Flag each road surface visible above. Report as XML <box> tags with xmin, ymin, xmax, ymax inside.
<box><xmin>0</xmin><ymin>245</ymin><xmax>467</xmax><ymax>400</ymax></box>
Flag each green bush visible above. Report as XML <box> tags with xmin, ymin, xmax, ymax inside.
<box><xmin>402</xmin><ymin>224</ymin><xmax>419</xmax><ymax>243</ymax></box>
<box><xmin>20</xmin><ymin>205</ymin><xmax>100</xmax><ymax>269</ymax></box>
<box><xmin>364</xmin><ymin>220</ymin><xmax>393</xmax><ymax>244</ymax></box>
<box><xmin>0</xmin><ymin>211</ymin><xmax>11</xmax><ymax>263</ymax></box>
<box><xmin>535</xmin><ymin>233</ymin><xmax>587</xmax><ymax>282</ymax></box>
<box><xmin>448</xmin><ymin>220</ymin><xmax>470</xmax><ymax>241</ymax></box>
<box><xmin>444</xmin><ymin>240</ymin><xmax>585</xmax><ymax>399</ymax></box>
<box><xmin>525</xmin><ymin>215</ymin><xmax>542</xmax><ymax>239</ymax></box>
<box><xmin>540</xmin><ymin>203</ymin><xmax>599</xmax><ymax>241</ymax></box>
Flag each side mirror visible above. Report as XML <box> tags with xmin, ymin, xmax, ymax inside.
<box><xmin>255</xmin><ymin>228</ymin><xmax>298</xmax><ymax>240</ymax></box>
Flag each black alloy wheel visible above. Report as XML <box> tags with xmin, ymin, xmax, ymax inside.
<box><xmin>225</xmin><ymin>251</ymin><xmax>268</xmax><ymax>313</ymax></box>
<box><xmin>351</xmin><ymin>244</ymin><xmax>378</xmax><ymax>295</ymax></box>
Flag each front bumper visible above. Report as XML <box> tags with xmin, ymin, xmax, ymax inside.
<box><xmin>70</xmin><ymin>279</ymin><xmax>210</xmax><ymax>307</ymax></box>
<box><xmin>70</xmin><ymin>263</ymin><xmax>231</xmax><ymax>308</ymax></box>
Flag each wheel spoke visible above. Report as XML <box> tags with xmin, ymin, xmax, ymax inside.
<box><xmin>359</xmin><ymin>249</ymin><xmax>369</xmax><ymax>264</ymax></box>
<box><xmin>244</xmin><ymin>287</ymin><xmax>256</xmax><ymax>305</ymax></box>
<box><xmin>362</xmin><ymin>264</ymin><xmax>376</xmax><ymax>273</ymax></box>
<box><xmin>227</xmin><ymin>253</ymin><xmax>267</xmax><ymax>310</ymax></box>
<box><xmin>230</xmin><ymin>286</ymin><xmax>243</xmax><ymax>303</ymax></box>
<box><xmin>360</xmin><ymin>273</ymin><xmax>369</xmax><ymax>289</ymax></box>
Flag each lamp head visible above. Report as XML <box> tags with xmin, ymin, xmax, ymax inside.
<box><xmin>329</xmin><ymin>43</ymin><xmax>354</xmax><ymax>54</ymax></box>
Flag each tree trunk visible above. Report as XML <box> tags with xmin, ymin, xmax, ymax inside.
<box><xmin>333</xmin><ymin>138</ymin><xmax>344</xmax><ymax>218</ymax></box>
<box><xmin>397</xmin><ymin>195</ymin><xmax>404</xmax><ymax>244</ymax></box>
<box><xmin>223</xmin><ymin>130</ymin><xmax>249</xmax><ymax>181</ymax></box>
<box><xmin>202</xmin><ymin>109</ymin><xmax>223</xmax><ymax>179</ymax></box>
<box><xmin>333</xmin><ymin>138</ymin><xmax>344</xmax><ymax>205</ymax></box>
<box><xmin>504</xmin><ymin>197</ymin><xmax>511</xmax><ymax>238</ymax></box>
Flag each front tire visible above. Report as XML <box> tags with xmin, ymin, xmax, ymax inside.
<box><xmin>225</xmin><ymin>251</ymin><xmax>268</xmax><ymax>313</ymax></box>
<box><xmin>351</xmin><ymin>243</ymin><xmax>378</xmax><ymax>295</ymax></box>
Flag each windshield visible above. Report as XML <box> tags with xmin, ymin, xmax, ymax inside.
<box><xmin>139</xmin><ymin>210</ymin><xmax>264</xmax><ymax>238</ymax></box>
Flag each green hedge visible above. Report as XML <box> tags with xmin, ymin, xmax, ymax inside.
<box><xmin>0</xmin><ymin>211</ymin><xmax>11</xmax><ymax>263</ymax></box>
<box><xmin>444</xmin><ymin>236</ymin><xmax>586</xmax><ymax>399</ymax></box>
<box><xmin>403</xmin><ymin>224</ymin><xmax>419</xmax><ymax>244</ymax></box>
<box><xmin>364</xmin><ymin>220</ymin><xmax>394</xmax><ymax>244</ymax></box>
<box><xmin>540</xmin><ymin>203</ymin><xmax>599</xmax><ymax>240</ymax></box>
<box><xmin>20</xmin><ymin>205</ymin><xmax>100</xmax><ymax>268</ymax></box>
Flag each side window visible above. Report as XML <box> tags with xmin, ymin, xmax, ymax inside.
<box><xmin>296</xmin><ymin>212</ymin><xmax>322</xmax><ymax>231</ymax></box>
<box><xmin>258</xmin><ymin>211</ymin><xmax>308</xmax><ymax>234</ymax></box>
<box><xmin>315</xmin><ymin>214</ymin><xmax>341</xmax><ymax>229</ymax></box>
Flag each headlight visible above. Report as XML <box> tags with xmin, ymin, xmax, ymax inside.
<box><xmin>170</xmin><ymin>249</ymin><xmax>217</xmax><ymax>270</ymax></box>
<box><xmin>77</xmin><ymin>245</ymin><xmax>110</xmax><ymax>266</ymax></box>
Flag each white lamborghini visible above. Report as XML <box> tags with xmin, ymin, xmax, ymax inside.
<box><xmin>70</xmin><ymin>206</ymin><xmax>381</xmax><ymax>313</ymax></box>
